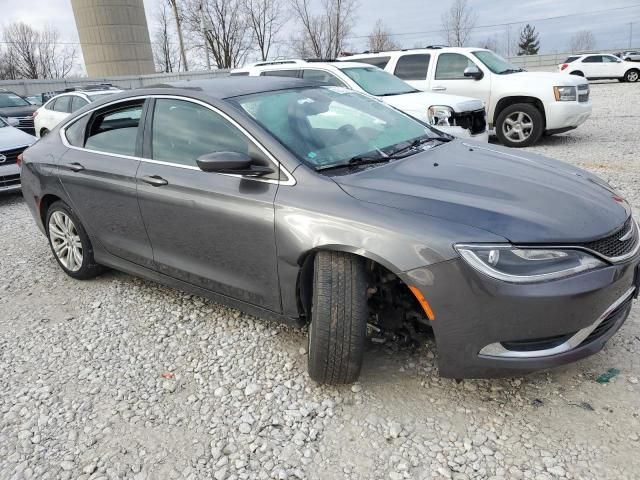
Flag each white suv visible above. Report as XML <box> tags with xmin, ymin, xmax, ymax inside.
<box><xmin>341</xmin><ymin>48</ymin><xmax>592</xmax><ymax>148</ymax></box>
<box><xmin>34</xmin><ymin>87</ymin><xmax>121</xmax><ymax>138</ymax></box>
<box><xmin>558</xmin><ymin>54</ymin><xmax>640</xmax><ymax>83</ymax></box>
<box><xmin>231</xmin><ymin>60</ymin><xmax>488</xmax><ymax>141</ymax></box>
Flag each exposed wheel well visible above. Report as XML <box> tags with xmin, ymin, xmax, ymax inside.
<box><xmin>569</xmin><ymin>70</ymin><xmax>584</xmax><ymax>77</ymax></box>
<box><xmin>39</xmin><ymin>128</ymin><xmax>49</xmax><ymax>137</ymax></box>
<box><xmin>39</xmin><ymin>194</ymin><xmax>62</xmax><ymax>226</ymax></box>
<box><xmin>493</xmin><ymin>96</ymin><xmax>546</xmax><ymax>127</ymax></box>
<box><xmin>296</xmin><ymin>249</ymin><xmax>431</xmax><ymax>334</ymax></box>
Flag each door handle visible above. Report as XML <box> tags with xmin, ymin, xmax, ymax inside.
<box><xmin>432</xmin><ymin>86</ymin><xmax>447</xmax><ymax>91</ymax></box>
<box><xmin>141</xmin><ymin>175</ymin><xmax>168</xmax><ymax>187</ymax></box>
<box><xmin>66</xmin><ymin>162</ymin><xmax>85</xmax><ymax>172</ymax></box>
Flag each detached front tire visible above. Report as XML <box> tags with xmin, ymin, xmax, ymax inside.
<box><xmin>46</xmin><ymin>200</ymin><xmax>102</xmax><ymax>280</ymax></box>
<box><xmin>308</xmin><ymin>251</ymin><xmax>368</xmax><ymax>385</ymax></box>
<box><xmin>495</xmin><ymin>103</ymin><xmax>544</xmax><ymax>148</ymax></box>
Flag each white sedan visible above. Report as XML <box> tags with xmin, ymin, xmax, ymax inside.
<box><xmin>34</xmin><ymin>90</ymin><xmax>121</xmax><ymax>138</ymax></box>
<box><xmin>559</xmin><ymin>54</ymin><xmax>640</xmax><ymax>82</ymax></box>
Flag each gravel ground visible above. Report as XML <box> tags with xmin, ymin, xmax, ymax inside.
<box><xmin>1</xmin><ymin>81</ymin><xmax>640</xmax><ymax>480</ymax></box>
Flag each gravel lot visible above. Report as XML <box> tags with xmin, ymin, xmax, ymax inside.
<box><xmin>1</xmin><ymin>81</ymin><xmax>640</xmax><ymax>480</ymax></box>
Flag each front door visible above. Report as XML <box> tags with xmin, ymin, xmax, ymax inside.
<box><xmin>57</xmin><ymin>99</ymin><xmax>154</xmax><ymax>267</ymax></box>
<box><xmin>430</xmin><ymin>52</ymin><xmax>491</xmax><ymax>106</ymax></box>
<box><xmin>136</xmin><ymin>97</ymin><xmax>282</xmax><ymax>311</ymax></box>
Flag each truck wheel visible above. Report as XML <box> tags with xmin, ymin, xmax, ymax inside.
<box><xmin>46</xmin><ymin>201</ymin><xmax>103</xmax><ymax>280</ymax></box>
<box><xmin>495</xmin><ymin>103</ymin><xmax>544</xmax><ymax>148</ymax></box>
<box><xmin>624</xmin><ymin>69</ymin><xmax>639</xmax><ymax>82</ymax></box>
<box><xmin>308</xmin><ymin>251</ymin><xmax>368</xmax><ymax>385</ymax></box>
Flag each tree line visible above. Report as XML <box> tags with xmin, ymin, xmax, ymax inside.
<box><xmin>0</xmin><ymin>0</ymin><xmax>600</xmax><ymax>80</ymax></box>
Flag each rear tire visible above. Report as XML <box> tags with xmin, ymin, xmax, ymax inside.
<box><xmin>307</xmin><ymin>251</ymin><xmax>368</xmax><ymax>385</ymax></box>
<box><xmin>624</xmin><ymin>69</ymin><xmax>639</xmax><ymax>82</ymax></box>
<box><xmin>495</xmin><ymin>103</ymin><xmax>544</xmax><ymax>148</ymax></box>
<box><xmin>46</xmin><ymin>201</ymin><xmax>103</xmax><ymax>280</ymax></box>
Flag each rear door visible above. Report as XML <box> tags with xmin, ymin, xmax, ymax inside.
<box><xmin>580</xmin><ymin>55</ymin><xmax>602</xmax><ymax>78</ymax></box>
<box><xmin>58</xmin><ymin>98</ymin><xmax>154</xmax><ymax>267</ymax></box>
<box><xmin>135</xmin><ymin>97</ymin><xmax>283</xmax><ymax>312</ymax></box>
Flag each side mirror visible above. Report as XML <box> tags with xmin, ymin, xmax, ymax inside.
<box><xmin>196</xmin><ymin>152</ymin><xmax>275</xmax><ymax>177</ymax></box>
<box><xmin>6</xmin><ymin>117</ymin><xmax>20</xmax><ymax>127</ymax></box>
<box><xmin>463</xmin><ymin>66</ymin><xmax>484</xmax><ymax>80</ymax></box>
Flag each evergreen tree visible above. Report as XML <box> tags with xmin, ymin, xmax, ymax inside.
<box><xmin>518</xmin><ymin>24</ymin><xmax>540</xmax><ymax>56</ymax></box>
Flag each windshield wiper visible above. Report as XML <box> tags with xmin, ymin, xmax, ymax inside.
<box><xmin>386</xmin><ymin>135</ymin><xmax>450</xmax><ymax>157</ymax></box>
<box><xmin>316</xmin><ymin>155</ymin><xmax>393</xmax><ymax>172</ymax></box>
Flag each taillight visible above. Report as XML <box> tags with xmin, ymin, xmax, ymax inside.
<box><xmin>17</xmin><ymin>153</ymin><xmax>23</xmax><ymax>167</ymax></box>
<box><xmin>560</xmin><ymin>64</ymin><xmax>569</xmax><ymax>71</ymax></box>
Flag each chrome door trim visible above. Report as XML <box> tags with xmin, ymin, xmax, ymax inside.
<box><xmin>58</xmin><ymin>94</ymin><xmax>296</xmax><ymax>186</ymax></box>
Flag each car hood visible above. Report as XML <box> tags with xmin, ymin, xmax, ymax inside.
<box><xmin>509</xmin><ymin>71</ymin><xmax>588</xmax><ymax>86</ymax></box>
<box><xmin>0</xmin><ymin>125</ymin><xmax>36</xmax><ymax>150</ymax></box>
<box><xmin>333</xmin><ymin>140</ymin><xmax>630</xmax><ymax>244</ymax></box>
<box><xmin>0</xmin><ymin>105</ymin><xmax>38</xmax><ymax>117</ymax></box>
<box><xmin>380</xmin><ymin>91</ymin><xmax>484</xmax><ymax>113</ymax></box>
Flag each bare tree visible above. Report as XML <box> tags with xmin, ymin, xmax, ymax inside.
<box><xmin>481</xmin><ymin>35</ymin><xmax>500</xmax><ymax>53</ymax></box>
<box><xmin>367</xmin><ymin>19</ymin><xmax>399</xmax><ymax>52</ymax></box>
<box><xmin>289</xmin><ymin>0</ymin><xmax>359</xmax><ymax>58</ymax></box>
<box><xmin>2</xmin><ymin>23</ymin><xmax>76</xmax><ymax>79</ymax></box>
<box><xmin>185</xmin><ymin>0</ymin><xmax>253</xmax><ymax>69</ymax></box>
<box><xmin>167</xmin><ymin>0</ymin><xmax>190</xmax><ymax>71</ymax></box>
<box><xmin>569</xmin><ymin>30</ymin><xmax>596</xmax><ymax>53</ymax></box>
<box><xmin>244</xmin><ymin>0</ymin><xmax>287</xmax><ymax>61</ymax></box>
<box><xmin>441</xmin><ymin>0</ymin><xmax>477</xmax><ymax>47</ymax></box>
<box><xmin>153</xmin><ymin>4</ymin><xmax>182</xmax><ymax>72</ymax></box>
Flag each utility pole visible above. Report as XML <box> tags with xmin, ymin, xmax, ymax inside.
<box><xmin>168</xmin><ymin>0</ymin><xmax>189</xmax><ymax>72</ymax></box>
<box><xmin>200</xmin><ymin>1</ymin><xmax>211</xmax><ymax>70</ymax></box>
<box><xmin>631</xmin><ymin>22</ymin><xmax>634</xmax><ymax>49</ymax></box>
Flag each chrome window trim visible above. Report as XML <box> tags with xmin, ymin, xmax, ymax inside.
<box><xmin>58</xmin><ymin>94</ymin><xmax>296</xmax><ymax>186</ymax></box>
<box><xmin>479</xmin><ymin>286</ymin><xmax>635</xmax><ymax>358</ymax></box>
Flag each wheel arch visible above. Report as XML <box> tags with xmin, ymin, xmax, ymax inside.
<box><xmin>569</xmin><ymin>70</ymin><xmax>584</xmax><ymax>77</ymax></box>
<box><xmin>493</xmin><ymin>95</ymin><xmax>546</xmax><ymax>126</ymax></box>
<box><xmin>39</xmin><ymin>193</ymin><xmax>63</xmax><ymax>227</ymax></box>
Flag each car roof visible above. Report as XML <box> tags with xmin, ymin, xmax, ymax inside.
<box><xmin>155</xmin><ymin>77</ymin><xmax>322</xmax><ymax>99</ymax></box>
<box><xmin>341</xmin><ymin>47</ymin><xmax>490</xmax><ymax>59</ymax></box>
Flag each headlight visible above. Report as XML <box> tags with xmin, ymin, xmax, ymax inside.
<box><xmin>427</xmin><ymin>105</ymin><xmax>453</xmax><ymax>126</ymax></box>
<box><xmin>553</xmin><ymin>86</ymin><xmax>577</xmax><ymax>101</ymax></box>
<box><xmin>455</xmin><ymin>244</ymin><xmax>605</xmax><ymax>283</ymax></box>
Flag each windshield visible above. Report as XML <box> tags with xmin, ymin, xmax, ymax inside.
<box><xmin>231</xmin><ymin>87</ymin><xmax>435</xmax><ymax>170</ymax></box>
<box><xmin>0</xmin><ymin>92</ymin><xmax>30</xmax><ymax>108</ymax></box>
<box><xmin>473</xmin><ymin>50</ymin><xmax>523</xmax><ymax>74</ymax></box>
<box><xmin>340</xmin><ymin>67</ymin><xmax>418</xmax><ymax>96</ymax></box>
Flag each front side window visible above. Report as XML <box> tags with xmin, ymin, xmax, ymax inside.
<box><xmin>394</xmin><ymin>54</ymin><xmax>430</xmax><ymax>80</ymax></box>
<box><xmin>602</xmin><ymin>55</ymin><xmax>621</xmax><ymax>63</ymax></box>
<box><xmin>435</xmin><ymin>53</ymin><xmax>479</xmax><ymax>79</ymax></box>
<box><xmin>231</xmin><ymin>87</ymin><xmax>434</xmax><ymax>169</ymax></box>
<box><xmin>53</xmin><ymin>96</ymin><xmax>71</xmax><ymax>113</ymax></box>
<box><xmin>260</xmin><ymin>70</ymin><xmax>299</xmax><ymax>78</ymax></box>
<box><xmin>151</xmin><ymin>98</ymin><xmax>253</xmax><ymax>167</ymax></box>
<box><xmin>0</xmin><ymin>92</ymin><xmax>30</xmax><ymax>108</ymax></box>
<box><xmin>85</xmin><ymin>102</ymin><xmax>143</xmax><ymax>156</ymax></box>
<box><xmin>302</xmin><ymin>69</ymin><xmax>345</xmax><ymax>87</ymax></box>
<box><xmin>341</xmin><ymin>67</ymin><xmax>417</xmax><ymax>96</ymax></box>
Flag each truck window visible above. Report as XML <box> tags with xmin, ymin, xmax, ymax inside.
<box><xmin>435</xmin><ymin>53</ymin><xmax>477</xmax><ymax>80</ymax></box>
<box><xmin>394</xmin><ymin>54</ymin><xmax>430</xmax><ymax>81</ymax></box>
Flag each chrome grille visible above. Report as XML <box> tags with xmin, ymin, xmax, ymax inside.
<box><xmin>12</xmin><ymin>116</ymin><xmax>35</xmax><ymax>131</ymax></box>
<box><xmin>0</xmin><ymin>146</ymin><xmax>27</xmax><ymax>166</ymax></box>
<box><xmin>580</xmin><ymin>218</ymin><xmax>638</xmax><ymax>261</ymax></box>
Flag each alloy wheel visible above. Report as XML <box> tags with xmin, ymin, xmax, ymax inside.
<box><xmin>502</xmin><ymin>111</ymin><xmax>534</xmax><ymax>143</ymax></box>
<box><xmin>627</xmin><ymin>71</ymin><xmax>639</xmax><ymax>82</ymax></box>
<box><xmin>48</xmin><ymin>211</ymin><xmax>83</xmax><ymax>272</ymax></box>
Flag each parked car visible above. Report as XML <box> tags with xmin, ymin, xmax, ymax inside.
<box><xmin>21</xmin><ymin>78</ymin><xmax>639</xmax><ymax>384</ymax></box>
<box><xmin>34</xmin><ymin>87</ymin><xmax>122</xmax><ymax>138</ymax></box>
<box><xmin>231</xmin><ymin>59</ymin><xmax>488</xmax><ymax>141</ymax></box>
<box><xmin>621</xmin><ymin>51</ymin><xmax>640</xmax><ymax>62</ymax></box>
<box><xmin>0</xmin><ymin>89</ymin><xmax>37</xmax><ymax>135</ymax></box>
<box><xmin>0</xmin><ymin>116</ymin><xmax>36</xmax><ymax>193</ymax></box>
<box><xmin>340</xmin><ymin>47</ymin><xmax>592</xmax><ymax>148</ymax></box>
<box><xmin>558</xmin><ymin>54</ymin><xmax>640</xmax><ymax>82</ymax></box>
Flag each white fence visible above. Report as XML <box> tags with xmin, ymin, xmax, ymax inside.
<box><xmin>506</xmin><ymin>48</ymin><xmax>638</xmax><ymax>71</ymax></box>
<box><xmin>0</xmin><ymin>69</ymin><xmax>230</xmax><ymax>97</ymax></box>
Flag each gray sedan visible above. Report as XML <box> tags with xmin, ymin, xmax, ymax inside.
<box><xmin>20</xmin><ymin>78</ymin><xmax>640</xmax><ymax>384</ymax></box>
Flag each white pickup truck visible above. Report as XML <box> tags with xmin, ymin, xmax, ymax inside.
<box><xmin>341</xmin><ymin>47</ymin><xmax>592</xmax><ymax>147</ymax></box>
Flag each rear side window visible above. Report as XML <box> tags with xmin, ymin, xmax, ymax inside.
<box><xmin>564</xmin><ymin>56</ymin><xmax>580</xmax><ymax>63</ymax></box>
<box><xmin>85</xmin><ymin>102</ymin><xmax>143</xmax><ymax>156</ymax></box>
<box><xmin>435</xmin><ymin>53</ymin><xmax>477</xmax><ymax>80</ymax></box>
<box><xmin>301</xmin><ymin>69</ymin><xmax>345</xmax><ymax>86</ymax></box>
<box><xmin>260</xmin><ymin>70</ymin><xmax>299</xmax><ymax>78</ymax></box>
<box><xmin>351</xmin><ymin>56</ymin><xmax>391</xmax><ymax>69</ymax></box>
<box><xmin>394</xmin><ymin>54</ymin><xmax>430</xmax><ymax>80</ymax></box>
<box><xmin>150</xmin><ymin>99</ymin><xmax>253</xmax><ymax>168</ymax></box>
<box><xmin>70</xmin><ymin>96</ymin><xmax>88</xmax><ymax>112</ymax></box>
<box><xmin>53</xmin><ymin>96</ymin><xmax>71</xmax><ymax>113</ymax></box>
<box><xmin>582</xmin><ymin>56</ymin><xmax>602</xmax><ymax>63</ymax></box>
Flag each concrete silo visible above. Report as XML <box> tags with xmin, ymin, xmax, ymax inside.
<box><xmin>71</xmin><ymin>0</ymin><xmax>155</xmax><ymax>76</ymax></box>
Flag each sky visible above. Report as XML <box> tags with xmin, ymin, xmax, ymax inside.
<box><xmin>1</xmin><ymin>0</ymin><xmax>639</xmax><ymax>69</ymax></box>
